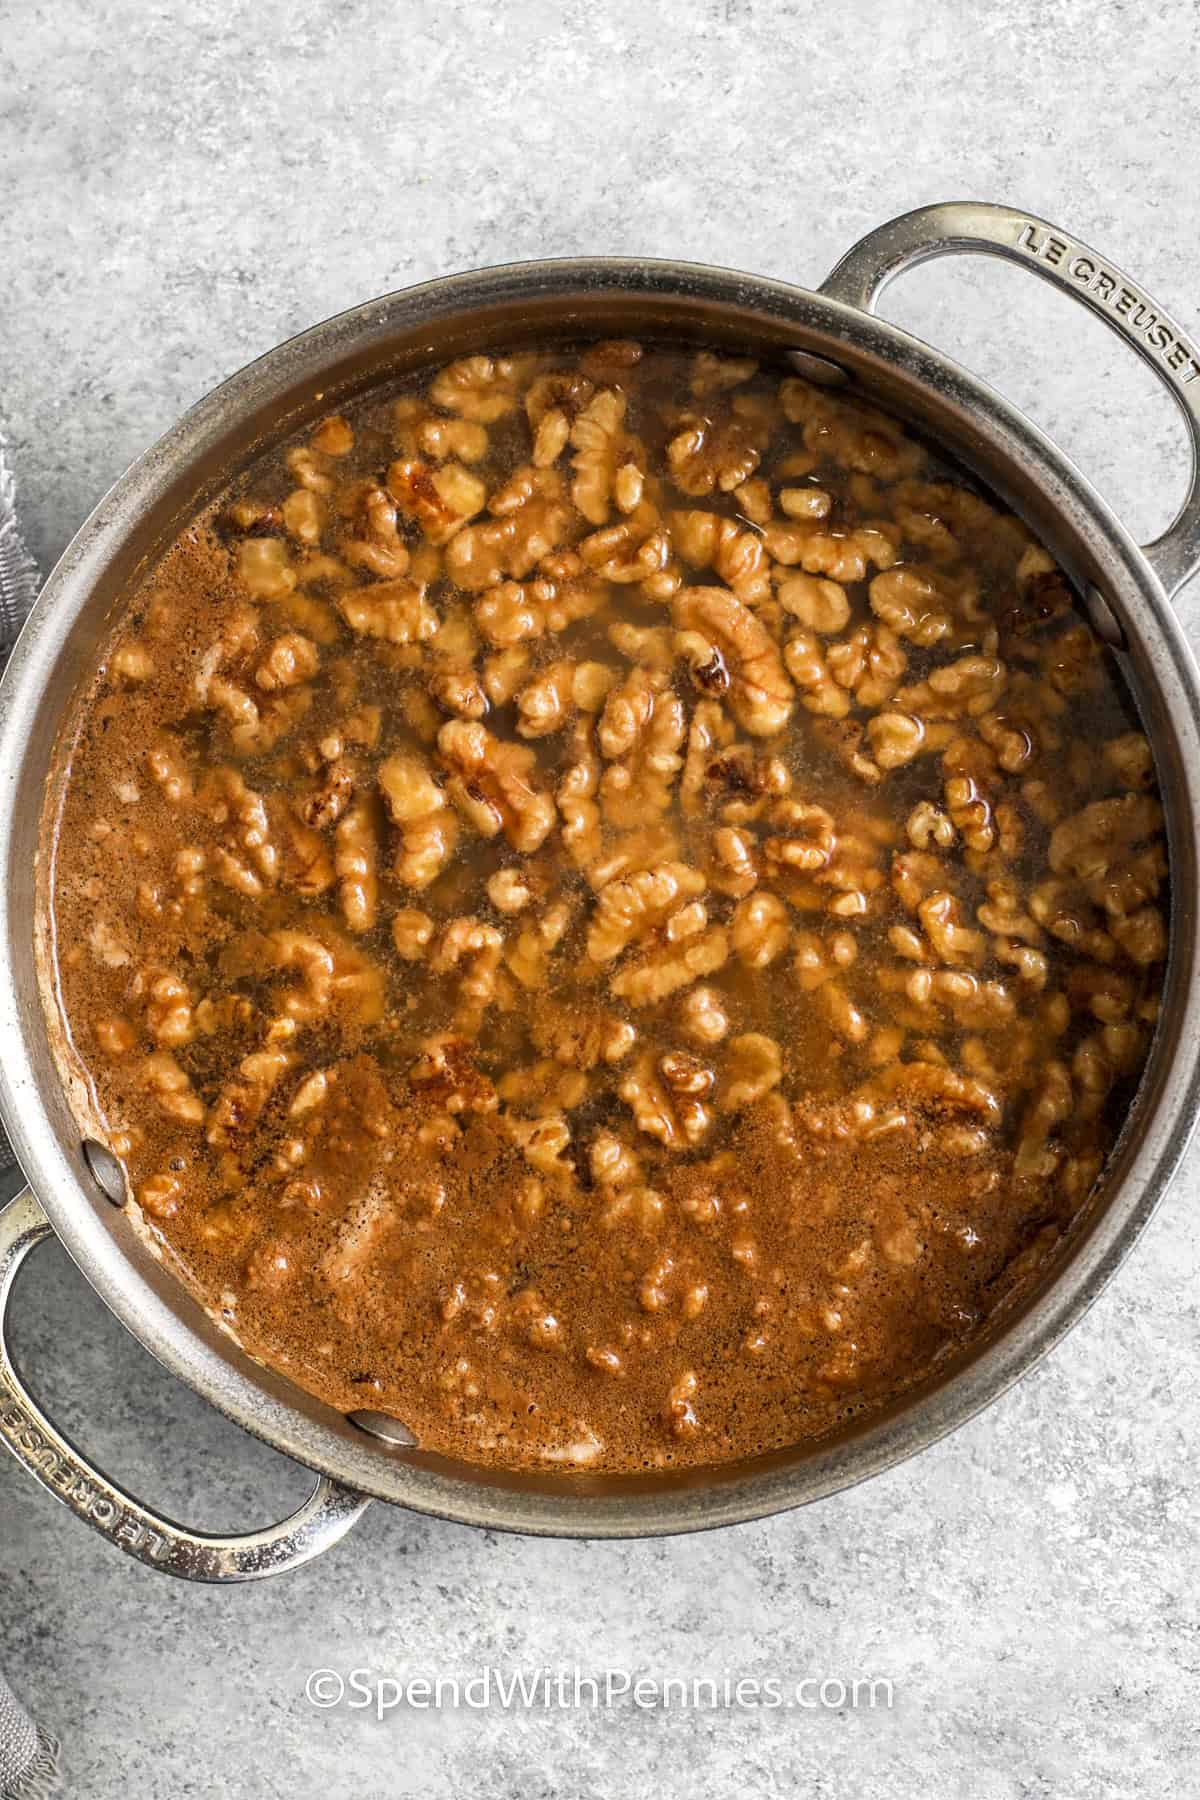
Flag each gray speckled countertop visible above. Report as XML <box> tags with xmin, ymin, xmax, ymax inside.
<box><xmin>2</xmin><ymin>1</ymin><xmax>1200</xmax><ymax>1794</ymax></box>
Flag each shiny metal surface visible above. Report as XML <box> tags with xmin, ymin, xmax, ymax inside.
<box><xmin>821</xmin><ymin>201</ymin><xmax>1200</xmax><ymax>598</ymax></box>
<box><xmin>2</xmin><ymin>200</ymin><xmax>1199</xmax><ymax>1564</ymax></box>
<box><xmin>0</xmin><ymin>1190</ymin><xmax>372</xmax><ymax>1581</ymax></box>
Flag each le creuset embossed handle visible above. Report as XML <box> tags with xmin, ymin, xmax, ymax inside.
<box><xmin>0</xmin><ymin>1188</ymin><xmax>372</xmax><ymax>1581</ymax></box>
<box><xmin>820</xmin><ymin>200</ymin><xmax>1200</xmax><ymax>600</ymax></box>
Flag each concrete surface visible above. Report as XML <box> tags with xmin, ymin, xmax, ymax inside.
<box><xmin>2</xmin><ymin>0</ymin><xmax>1199</xmax><ymax>1793</ymax></box>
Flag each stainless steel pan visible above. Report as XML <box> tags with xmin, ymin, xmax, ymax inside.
<box><xmin>4</xmin><ymin>201</ymin><xmax>1200</xmax><ymax>1579</ymax></box>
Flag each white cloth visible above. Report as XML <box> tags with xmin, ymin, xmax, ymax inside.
<box><xmin>0</xmin><ymin>1674</ymin><xmax>59</xmax><ymax>1800</ymax></box>
<box><xmin>0</xmin><ymin>433</ymin><xmax>59</xmax><ymax>1797</ymax></box>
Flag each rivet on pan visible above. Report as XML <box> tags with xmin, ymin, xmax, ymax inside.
<box><xmin>1085</xmin><ymin>584</ymin><xmax>1127</xmax><ymax>651</ymax></box>
<box><xmin>82</xmin><ymin>1140</ymin><xmax>127</xmax><ymax>1207</ymax></box>
<box><xmin>786</xmin><ymin>349</ymin><xmax>849</xmax><ymax>388</ymax></box>
<box><xmin>348</xmin><ymin>1410</ymin><xmax>418</xmax><ymax>1448</ymax></box>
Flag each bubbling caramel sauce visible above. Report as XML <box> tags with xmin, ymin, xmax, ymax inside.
<box><xmin>43</xmin><ymin>343</ymin><xmax>1167</xmax><ymax>1470</ymax></box>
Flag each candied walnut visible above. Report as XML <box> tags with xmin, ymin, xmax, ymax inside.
<box><xmin>869</xmin><ymin>567</ymin><xmax>954</xmax><ymax>646</ymax></box>
<box><xmin>670</xmin><ymin>511</ymin><xmax>772</xmax><ymax>604</ymax></box>
<box><xmin>335</xmin><ymin>799</ymin><xmax>379</xmax><ymax>933</ymax></box>
<box><xmin>300</xmin><ymin>757</ymin><xmax>355</xmax><ymax>831</ymax></box>
<box><xmin>784</xmin><ymin>627</ymin><xmax>854</xmax><ymax>719</ymax></box>
<box><xmin>1103</xmin><ymin>733</ymin><xmax>1154</xmax><ymax>791</ymax></box>
<box><xmin>143</xmin><ymin>1051</ymin><xmax>205</xmax><ymax>1125</ymax></box>
<box><xmin>477</xmin><ymin>562</ymin><xmax>603</xmax><ymax>649</ymax></box>
<box><xmin>486</xmin><ymin>867</ymin><xmax>534</xmax><ymax>915</ymax></box>
<box><xmin>667</xmin><ymin>410</ymin><xmax>761</xmax><ymax>496</ymax></box>
<box><xmin>431</xmin><ymin>916</ymin><xmax>505</xmax><ymax>1022</ymax></box>
<box><xmin>515</xmin><ymin>658</ymin><xmax>614</xmax><ymax>738</ymax></box>
<box><xmin>531</xmin><ymin>1001</ymin><xmax>636</xmax><ymax>1069</ymax></box>
<box><xmin>409</xmin><ymin>1034</ymin><xmax>498</xmax><ymax>1117</ymax></box>
<box><xmin>672</xmin><ymin>587</ymin><xmax>793</xmax><ymax>736</ymax></box>
<box><xmin>793</xmin><ymin>927</ymin><xmax>858</xmax><ymax>989</ymax></box>
<box><xmin>865</xmin><ymin>710</ymin><xmax>929</xmax><ymax>773</ymax></box>
<box><xmin>199</xmin><ymin>767</ymin><xmax>278</xmax><ymax>895</ymax></box>
<box><xmin>1013</xmin><ymin>1062</ymin><xmax>1073</xmax><ymax>1177</ymax></box>
<box><xmin>1042</xmin><ymin>621</ymin><xmax>1103</xmax><ymax>699</ymax></box>
<box><xmin>732</xmin><ymin>476</ymin><xmax>772</xmax><ymax>526</ymax></box>
<box><xmin>620</xmin><ymin>1049</ymin><xmax>711</xmax><ymax>1149</ymax></box>
<box><xmin>763</xmin><ymin>800</ymin><xmax>836</xmax><ymax>873</ymax></box>
<box><xmin>394</xmin><ymin>397</ymin><xmax>490</xmax><ymax>465</ymax></box>
<box><xmin>777</xmin><ymin>573</ymin><xmax>851</xmax><ymax>635</ymax></box>
<box><xmin>335</xmin><ymin>480</ymin><xmax>411</xmax><ymax>579</ymax></box>
<box><xmin>557</xmin><ymin>715</ymin><xmax>603</xmax><ymax>870</ymax></box>
<box><xmin>731</xmin><ymin>892</ymin><xmax>789</xmax><ymax>968</ymax></box>
<box><xmin>438</xmin><ymin>718</ymin><xmax>556</xmax><ymax>853</ymax></box>
<box><xmin>679</xmin><ymin>985</ymin><xmax>730</xmax><ymax>1046</ymax></box>
<box><xmin>480</xmin><ymin>647</ymin><xmax>530</xmax><ymax>708</ymax></box>
<box><xmin>430</xmin><ymin>354</ymin><xmax>525</xmax><ymax>422</ymax></box>
<box><xmin>425</xmin><ymin>602</ymin><xmax>484</xmax><ymax>716</ymax></box>
<box><xmin>943</xmin><ymin>736</ymin><xmax>998</xmax><ymax>854</ymax></box>
<box><xmin>255</xmin><ymin>633</ymin><xmax>319</xmax><ymax>691</ymax></box>
<box><xmin>778</xmin><ymin>486</ymin><xmax>832</xmax><ymax>523</ymax></box>
<box><xmin>1049</xmin><ymin>794</ymin><xmax>1163</xmax><ymax>882</ymax></box>
<box><xmin>720</xmin><ymin>1033</ymin><xmax>782</xmax><ymax>1110</ymax></box>
<box><xmin>588</xmin><ymin>861</ymin><xmax>706</xmax><ymax>963</ymax></box>
<box><xmin>918</xmin><ymin>892</ymin><xmax>987</xmax><ymax>968</ymax></box>
<box><xmin>570</xmin><ymin>388</ymin><xmax>645</xmax><ymax>524</ymax></box>
<box><xmin>579</xmin><ymin>507</ymin><xmax>672</xmax><ymax>588</ymax></box>
<box><xmin>663</xmin><ymin>1368</ymin><xmax>700</xmax><ymax>1437</ymax></box>
<box><xmin>145</xmin><ymin>973</ymin><xmax>195</xmax><ymax>1048</ymax></box>
<box><xmin>783</xmin><ymin>380</ymin><xmax>924</xmax><ymax>482</ymax></box>
<box><xmin>146</xmin><ymin>737</ymin><xmax>194</xmax><ymax>804</ymax></box>
<box><xmin>709</xmin><ymin>825</ymin><xmax>759</xmax><ymax>898</ymax></box>
<box><xmin>893</xmin><ymin>653</ymin><xmax>1007</xmax><ymax>721</ymax></box>
<box><xmin>506</xmin><ymin>900</ymin><xmax>573</xmax><ymax>990</ymax></box>
<box><xmin>137</xmin><ymin>1170</ymin><xmax>181</xmax><ymax>1219</ymax></box>
<box><xmin>526</xmin><ymin>369</ymin><xmax>595</xmax><ymax>424</ymax></box>
<box><xmin>508</xmin><ymin>1111</ymin><xmax>574</xmax><ymax>1177</ymax></box>
<box><xmin>475</xmin><ymin>580</ymin><xmax>546</xmax><ymax>647</ymax></box>
<box><xmin>907</xmin><ymin>801</ymin><xmax>956</xmax><ymax>850</ymax></box>
<box><xmin>112</xmin><ymin>642</ymin><xmax>154</xmax><ymax>683</ymax></box>
<box><xmin>391</xmin><ymin>908</ymin><xmax>435</xmax><ymax>961</ymax></box>
<box><xmin>597</xmin><ymin>668</ymin><xmax>686</xmax><ymax>827</ymax></box>
<box><xmin>285</xmin><ymin>445</ymin><xmax>333</xmax><ymax>496</ymax></box>
<box><xmin>764</xmin><ymin>518</ymin><xmax>897</xmax><ymax>583</ymax></box>
<box><xmin>387</xmin><ymin>458</ymin><xmax>487</xmax><ymax>546</ymax></box>
<box><xmin>824</xmin><ymin>621</ymin><xmax>906</xmax><ymax>710</ymax></box>
<box><xmin>282</xmin><ymin>488</ymin><xmax>325</xmax><ymax>547</ymax></box>
<box><xmin>378</xmin><ymin>752</ymin><xmax>459</xmax><ymax>890</ymax></box>
<box><xmin>866</xmin><ymin>1060</ymin><xmax>1001</xmax><ymax>1127</ymax></box>
<box><xmin>820</xmin><ymin>980</ymin><xmax>869</xmax><ymax>1043</ymax></box>
<box><xmin>284</xmin><ymin>824</ymin><xmax>336</xmax><ymax>914</ymax></box>
<box><xmin>609</xmin><ymin>621</ymin><xmax>675</xmax><ymax>671</ymax></box>
<box><xmin>976</xmin><ymin>879</ymin><xmax>1043</xmax><ymax>945</ymax></box>
<box><xmin>1110</xmin><ymin>906</ymin><xmax>1167</xmax><ymax>965</ymax></box>
<box><xmin>875</xmin><ymin>1198</ymin><xmax>923</xmax><ymax>1268</ymax></box>
<box><xmin>691</xmin><ymin>351</ymin><xmax>757</xmax><ymax>397</ymax></box>
<box><xmin>586</xmin><ymin>823</ymin><xmax>680</xmax><ymax>891</ymax></box>
<box><xmin>445</xmin><ymin>474</ymin><xmax>572</xmax><ymax>590</ymax></box>
<box><xmin>977</xmin><ymin>712</ymin><xmax>1036</xmax><ymax>775</ymax></box>
<box><xmin>95</xmin><ymin>1015</ymin><xmax>135</xmax><ymax>1057</ymax></box>
<box><xmin>338</xmin><ymin>577</ymin><xmax>438</xmax><ymax>645</ymax></box>
<box><xmin>679</xmin><ymin>697</ymin><xmax>735</xmax><ymax>818</ymax></box>
<box><xmin>237</xmin><ymin>537</ymin><xmax>296</xmax><ymax>600</ymax></box>
<box><xmin>610</xmin><ymin>922</ymin><xmax>728</xmax><ymax>1007</ymax></box>
<box><xmin>503</xmin><ymin>1051</ymin><xmax>586</xmax><ymax>1108</ymax></box>
<box><xmin>310</xmin><ymin>415</ymin><xmax>353</xmax><ymax>457</ymax></box>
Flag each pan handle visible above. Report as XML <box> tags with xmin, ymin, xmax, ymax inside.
<box><xmin>820</xmin><ymin>200</ymin><xmax>1200</xmax><ymax>600</ymax></box>
<box><xmin>0</xmin><ymin>1188</ymin><xmax>372</xmax><ymax>1582</ymax></box>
